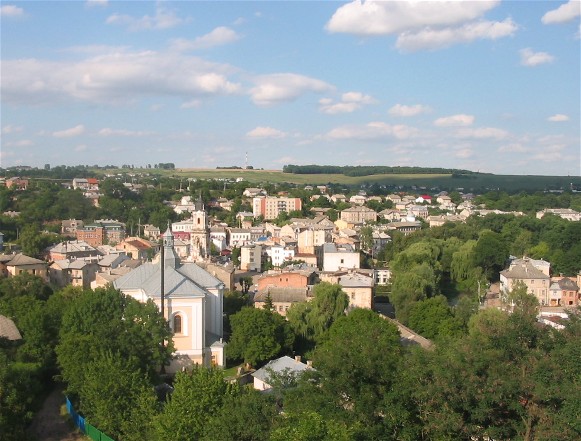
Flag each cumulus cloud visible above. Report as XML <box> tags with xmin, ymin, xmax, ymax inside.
<box><xmin>52</xmin><ymin>125</ymin><xmax>85</xmax><ymax>138</ymax></box>
<box><xmin>389</xmin><ymin>103</ymin><xmax>431</xmax><ymax>117</ymax></box>
<box><xmin>1</xmin><ymin>50</ymin><xmax>241</xmax><ymax>105</ymax></box>
<box><xmin>520</xmin><ymin>48</ymin><xmax>555</xmax><ymax>67</ymax></box>
<box><xmin>98</xmin><ymin>128</ymin><xmax>154</xmax><ymax>136</ymax></box>
<box><xmin>249</xmin><ymin>73</ymin><xmax>334</xmax><ymax>106</ymax></box>
<box><xmin>106</xmin><ymin>4</ymin><xmax>187</xmax><ymax>31</ymax></box>
<box><xmin>547</xmin><ymin>114</ymin><xmax>570</xmax><ymax>122</ymax></box>
<box><xmin>542</xmin><ymin>0</ymin><xmax>581</xmax><ymax>25</ymax></box>
<box><xmin>246</xmin><ymin>126</ymin><xmax>287</xmax><ymax>139</ymax></box>
<box><xmin>325</xmin><ymin>121</ymin><xmax>418</xmax><ymax>141</ymax></box>
<box><xmin>170</xmin><ymin>27</ymin><xmax>241</xmax><ymax>51</ymax></box>
<box><xmin>1</xmin><ymin>4</ymin><xmax>24</xmax><ymax>17</ymax></box>
<box><xmin>326</xmin><ymin>0</ymin><xmax>499</xmax><ymax>35</ymax></box>
<box><xmin>396</xmin><ymin>18</ymin><xmax>518</xmax><ymax>52</ymax></box>
<box><xmin>325</xmin><ymin>1</ymin><xmax>514</xmax><ymax>51</ymax></box>
<box><xmin>498</xmin><ymin>143</ymin><xmax>529</xmax><ymax>153</ymax></box>
<box><xmin>433</xmin><ymin>114</ymin><xmax>474</xmax><ymax>127</ymax></box>
<box><xmin>456</xmin><ymin>127</ymin><xmax>508</xmax><ymax>140</ymax></box>
<box><xmin>319</xmin><ymin>91</ymin><xmax>376</xmax><ymax>114</ymax></box>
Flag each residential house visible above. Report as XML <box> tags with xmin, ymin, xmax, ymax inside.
<box><xmin>415</xmin><ymin>195</ymin><xmax>432</xmax><ymax>204</ymax></box>
<box><xmin>243</xmin><ymin>188</ymin><xmax>267</xmax><ymax>198</ymax></box>
<box><xmin>252</xmin><ymin>356</ymin><xmax>312</xmax><ymax>390</ymax></box>
<box><xmin>76</xmin><ymin>219</ymin><xmax>126</xmax><ymax>246</ymax></box>
<box><xmin>228</xmin><ymin>228</ymin><xmax>252</xmax><ymax>247</ymax></box>
<box><xmin>340</xmin><ymin>206</ymin><xmax>378</xmax><ymax>224</ymax></box>
<box><xmin>264</xmin><ymin>244</ymin><xmax>295</xmax><ymax>267</ymax></box>
<box><xmin>330</xmin><ymin>194</ymin><xmax>347</xmax><ymax>204</ymax></box>
<box><xmin>114</xmin><ymin>228</ymin><xmax>225</xmax><ymax>370</ymax></box>
<box><xmin>500</xmin><ymin>257</ymin><xmax>551</xmax><ymax>306</ymax></box>
<box><xmin>321</xmin><ymin>269</ymin><xmax>374</xmax><ymax>309</ymax></box>
<box><xmin>378</xmin><ymin>209</ymin><xmax>402</xmax><ymax>221</ymax></box>
<box><xmin>406</xmin><ymin>205</ymin><xmax>429</xmax><ymax>220</ymax></box>
<box><xmin>257</xmin><ymin>268</ymin><xmax>318</xmax><ymax>291</ymax></box>
<box><xmin>210</xmin><ymin>227</ymin><xmax>228</xmax><ymax>252</ymax></box>
<box><xmin>61</xmin><ymin>219</ymin><xmax>84</xmax><ymax>237</ymax></box>
<box><xmin>548</xmin><ymin>276</ymin><xmax>579</xmax><ymax>307</ymax></box>
<box><xmin>254</xmin><ymin>286</ymin><xmax>312</xmax><ymax>316</ymax></box>
<box><xmin>116</xmin><ymin>237</ymin><xmax>158</xmax><ymax>261</ymax></box>
<box><xmin>348</xmin><ymin>195</ymin><xmax>367</xmax><ymax>206</ymax></box>
<box><xmin>49</xmin><ymin>259</ymin><xmax>99</xmax><ymax>289</ymax></box>
<box><xmin>322</xmin><ymin>243</ymin><xmax>360</xmax><ymax>272</ymax></box>
<box><xmin>386</xmin><ymin>220</ymin><xmax>422</xmax><ymax>236</ymax></box>
<box><xmin>4</xmin><ymin>254</ymin><xmax>48</xmax><ymax>281</ymax></box>
<box><xmin>143</xmin><ymin>224</ymin><xmax>161</xmax><ymax>241</ymax></box>
<box><xmin>536</xmin><ymin>208</ymin><xmax>581</xmax><ymax>221</ymax></box>
<box><xmin>47</xmin><ymin>240</ymin><xmax>102</xmax><ymax>262</ymax></box>
<box><xmin>240</xmin><ymin>243</ymin><xmax>262</xmax><ymax>272</ymax></box>
<box><xmin>5</xmin><ymin>177</ymin><xmax>28</xmax><ymax>190</ymax></box>
<box><xmin>375</xmin><ymin>267</ymin><xmax>391</xmax><ymax>285</ymax></box>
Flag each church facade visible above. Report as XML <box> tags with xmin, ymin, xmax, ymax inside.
<box><xmin>114</xmin><ymin>228</ymin><xmax>224</xmax><ymax>371</ymax></box>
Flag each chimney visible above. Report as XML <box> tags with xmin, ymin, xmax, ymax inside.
<box><xmin>295</xmin><ymin>355</ymin><xmax>302</xmax><ymax>363</ymax></box>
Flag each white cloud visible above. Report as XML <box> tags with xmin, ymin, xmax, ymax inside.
<box><xmin>456</xmin><ymin>127</ymin><xmax>508</xmax><ymax>139</ymax></box>
<box><xmin>520</xmin><ymin>48</ymin><xmax>555</xmax><ymax>67</ymax></box>
<box><xmin>542</xmin><ymin>0</ymin><xmax>581</xmax><ymax>25</ymax></box>
<box><xmin>498</xmin><ymin>143</ymin><xmax>529</xmax><ymax>153</ymax></box>
<box><xmin>98</xmin><ymin>128</ymin><xmax>154</xmax><ymax>136</ymax></box>
<box><xmin>52</xmin><ymin>125</ymin><xmax>85</xmax><ymax>138</ymax></box>
<box><xmin>246</xmin><ymin>126</ymin><xmax>287</xmax><ymax>139</ymax></box>
<box><xmin>547</xmin><ymin>114</ymin><xmax>570</xmax><ymax>122</ymax></box>
<box><xmin>1</xmin><ymin>5</ymin><xmax>24</xmax><ymax>17</ymax></box>
<box><xmin>433</xmin><ymin>114</ymin><xmax>475</xmax><ymax>127</ymax></box>
<box><xmin>170</xmin><ymin>27</ymin><xmax>241</xmax><ymax>51</ymax></box>
<box><xmin>5</xmin><ymin>139</ymin><xmax>33</xmax><ymax>147</ymax></box>
<box><xmin>2</xmin><ymin>125</ymin><xmax>23</xmax><ymax>134</ymax></box>
<box><xmin>86</xmin><ymin>0</ymin><xmax>108</xmax><ymax>8</ymax></box>
<box><xmin>326</xmin><ymin>0</ymin><xmax>500</xmax><ymax>35</ymax></box>
<box><xmin>250</xmin><ymin>73</ymin><xmax>334</xmax><ymax>106</ymax></box>
<box><xmin>1</xmin><ymin>50</ymin><xmax>242</xmax><ymax>105</ymax></box>
<box><xmin>389</xmin><ymin>103</ymin><xmax>431</xmax><ymax>117</ymax></box>
<box><xmin>396</xmin><ymin>18</ymin><xmax>518</xmax><ymax>52</ymax></box>
<box><xmin>319</xmin><ymin>91</ymin><xmax>376</xmax><ymax>114</ymax></box>
<box><xmin>325</xmin><ymin>121</ymin><xmax>418</xmax><ymax>141</ymax></box>
<box><xmin>106</xmin><ymin>4</ymin><xmax>187</xmax><ymax>31</ymax></box>
<box><xmin>75</xmin><ymin>145</ymin><xmax>88</xmax><ymax>152</ymax></box>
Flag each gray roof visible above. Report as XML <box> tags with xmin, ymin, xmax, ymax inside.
<box><xmin>114</xmin><ymin>256</ymin><xmax>223</xmax><ymax>299</ymax></box>
<box><xmin>501</xmin><ymin>260</ymin><xmax>549</xmax><ymax>280</ymax></box>
<box><xmin>252</xmin><ymin>355</ymin><xmax>311</xmax><ymax>383</ymax></box>
<box><xmin>0</xmin><ymin>315</ymin><xmax>22</xmax><ymax>340</ymax></box>
<box><xmin>6</xmin><ymin>254</ymin><xmax>45</xmax><ymax>266</ymax></box>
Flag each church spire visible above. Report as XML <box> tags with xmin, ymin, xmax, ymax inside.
<box><xmin>161</xmin><ymin>222</ymin><xmax>179</xmax><ymax>268</ymax></box>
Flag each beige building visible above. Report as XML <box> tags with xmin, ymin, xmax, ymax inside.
<box><xmin>252</xmin><ymin>196</ymin><xmax>302</xmax><ymax>220</ymax></box>
<box><xmin>49</xmin><ymin>259</ymin><xmax>99</xmax><ymax>289</ymax></box>
<box><xmin>500</xmin><ymin>257</ymin><xmax>551</xmax><ymax>306</ymax></box>
<box><xmin>4</xmin><ymin>254</ymin><xmax>48</xmax><ymax>281</ymax></box>
<box><xmin>340</xmin><ymin>206</ymin><xmax>377</xmax><ymax>224</ymax></box>
<box><xmin>240</xmin><ymin>244</ymin><xmax>261</xmax><ymax>272</ymax></box>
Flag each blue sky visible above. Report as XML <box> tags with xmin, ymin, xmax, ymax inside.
<box><xmin>1</xmin><ymin>0</ymin><xmax>579</xmax><ymax>175</ymax></box>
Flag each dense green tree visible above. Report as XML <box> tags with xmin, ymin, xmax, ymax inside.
<box><xmin>227</xmin><ymin>307</ymin><xmax>294</xmax><ymax>366</ymax></box>
<box><xmin>408</xmin><ymin>295</ymin><xmax>463</xmax><ymax>339</ymax></box>
<box><xmin>155</xmin><ymin>367</ymin><xmax>237</xmax><ymax>441</ymax></box>
<box><xmin>472</xmin><ymin>230</ymin><xmax>509</xmax><ymax>280</ymax></box>
<box><xmin>56</xmin><ymin>286</ymin><xmax>173</xmax><ymax>397</ymax></box>
<box><xmin>286</xmin><ymin>282</ymin><xmax>348</xmax><ymax>354</ymax></box>
<box><xmin>202</xmin><ymin>389</ymin><xmax>277</xmax><ymax>441</ymax></box>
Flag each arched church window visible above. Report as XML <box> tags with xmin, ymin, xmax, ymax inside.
<box><xmin>174</xmin><ymin>314</ymin><xmax>182</xmax><ymax>334</ymax></box>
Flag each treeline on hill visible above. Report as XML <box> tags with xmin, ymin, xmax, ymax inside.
<box><xmin>283</xmin><ymin>164</ymin><xmax>475</xmax><ymax>176</ymax></box>
<box><xmin>1</xmin><ymin>274</ymin><xmax>579</xmax><ymax>441</ymax></box>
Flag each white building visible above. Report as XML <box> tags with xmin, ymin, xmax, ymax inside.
<box><xmin>322</xmin><ymin>243</ymin><xmax>360</xmax><ymax>272</ymax></box>
<box><xmin>114</xmin><ymin>228</ymin><xmax>225</xmax><ymax>370</ymax></box>
<box><xmin>265</xmin><ymin>244</ymin><xmax>296</xmax><ymax>267</ymax></box>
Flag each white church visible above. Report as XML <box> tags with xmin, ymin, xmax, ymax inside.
<box><xmin>114</xmin><ymin>227</ymin><xmax>225</xmax><ymax>371</ymax></box>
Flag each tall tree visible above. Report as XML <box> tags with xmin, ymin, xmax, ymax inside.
<box><xmin>227</xmin><ymin>307</ymin><xmax>294</xmax><ymax>366</ymax></box>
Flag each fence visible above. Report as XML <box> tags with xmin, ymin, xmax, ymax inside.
<box><xmin>65</xmin><ymin>397</ymin><xmax>115</xmax><ymax>441</ymax></box>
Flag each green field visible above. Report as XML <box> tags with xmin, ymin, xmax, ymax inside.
<box><xmin>96</xmin><ymin>168</ymin><xmax>581</xmax><ymax>192</ymax></box>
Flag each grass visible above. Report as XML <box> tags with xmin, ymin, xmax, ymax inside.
<box><xmin>94</xmin><ymin>167</ymin><xmax>581</xmax><ymax>192</ymax></box>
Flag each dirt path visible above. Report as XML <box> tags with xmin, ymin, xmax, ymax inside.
<box><xmin>27</xmin><ymin>384</ymin><xmax>86</xmax><ymax>441</ymax></box>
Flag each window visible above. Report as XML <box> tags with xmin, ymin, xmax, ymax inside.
<box><xmin>173</xmin><ymin>314</ymin><xmax>182</xmax><ymax>334</ymax></box>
